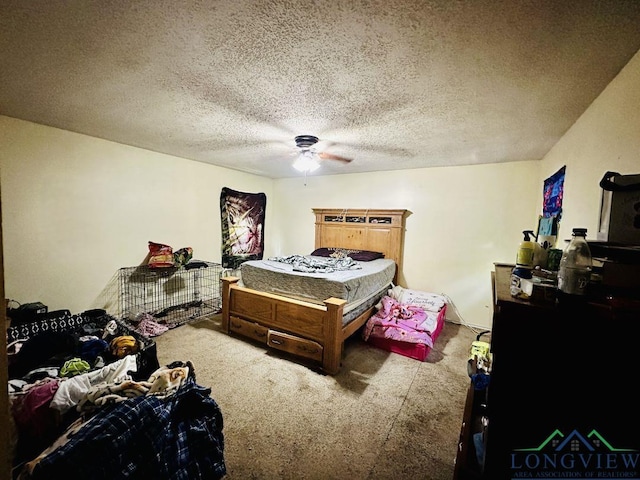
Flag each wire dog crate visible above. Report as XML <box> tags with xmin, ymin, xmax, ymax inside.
<box><xmin>117</xmin><ymin>260</ymin><xmax>223</xmax><ymax>328</ymax></box>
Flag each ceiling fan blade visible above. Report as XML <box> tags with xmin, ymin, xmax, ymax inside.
<box><xmin>318</xmin><ymin>152</ymin><xmax>353</xmax><ymax>163</ymax></box>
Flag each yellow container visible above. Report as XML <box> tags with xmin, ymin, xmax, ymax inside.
<box><xmin>516</xmin><ymin>240</ymin><xmax>535</xmax><ymax>268</ymax></box>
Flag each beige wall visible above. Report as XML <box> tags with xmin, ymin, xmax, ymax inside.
<box><xmin>0</xmin><ymin>115</ymin><xmax>539</xmax><ymax>329</ymax></box>
<box><xmin>0</xmin><ymin>117</ymin><xmax>273</xmax><ymax>314</ymax></box>
<box><xmin>272</xmin><ymin>162</ymin><xmax>540</xmax><ymax>328</ymax></box>
<box><xmin>540</xmin><ymin>49</ymin><xmax>640</xmax><ymax>243</ymax></box>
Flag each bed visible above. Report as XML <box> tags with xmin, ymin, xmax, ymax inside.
<box><xmin>221</xmin><ymin>208</ymin><xmax>409</xmax><ymax>374</ymax></box>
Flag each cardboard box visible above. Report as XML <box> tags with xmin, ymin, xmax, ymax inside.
<box><xmin>597</xmin><ymin>172</ymin><xmax>640</xmax><ymax>245</ymax></box>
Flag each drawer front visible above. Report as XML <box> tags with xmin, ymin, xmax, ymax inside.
<box><xmin>229</xmin><ymin>316</ymin><xmax>268</xmax><ymax>344</ymax></box>
<box><xmin>267</xmin><ymin>330</ymin><xmax>323</xmax><ymax>362</ymax></box>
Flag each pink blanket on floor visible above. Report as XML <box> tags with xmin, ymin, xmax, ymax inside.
<box><xmin>363</xmin><ymin>296</ymin><xmax>438</xmax><ymax>348</ymax></box>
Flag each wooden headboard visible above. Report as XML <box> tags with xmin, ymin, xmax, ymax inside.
<box><xmin>313</xmin><ymin>208</ymin><xmax>409</xmax><ymax>283</ymax></box>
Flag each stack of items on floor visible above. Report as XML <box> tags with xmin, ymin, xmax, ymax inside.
<box><xmin>363</xmin><ymin>285</ymin><xmax>448</xmax><ymax>361</ymax></box>
<box><xmin>6</xmin><ymin>309</ymin><xmax>226</xmax><ymax>479</ymax></box>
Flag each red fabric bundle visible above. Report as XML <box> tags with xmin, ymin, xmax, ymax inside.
<box><xmin>148</xmin><ymin>241</ymin><xmax>174</xmax><ymax>268</ymax></box>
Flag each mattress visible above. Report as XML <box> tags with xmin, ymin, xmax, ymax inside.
<box><xmin>240</xmin><ymin>257</ymin><xmax>396</xmax><ymax>305</ymax></box>
<box><xmin>341</xmin><ymin>283</ymin><xmax>390</xmax><ymax>326</ymax></box>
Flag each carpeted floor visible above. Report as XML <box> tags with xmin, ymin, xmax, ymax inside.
<box><xmin>154</xmin><ymin>314</ymin><xmax>479</xmax><ymax>480</ymax></box>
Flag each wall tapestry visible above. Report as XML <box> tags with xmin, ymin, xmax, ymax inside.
<box><xmin>543</xmin><ymin>165</ymin><xmax>565</xmax><ymax>219</ymax></box>
<box><xmin>537</xmin><ymin>165</ymin><xmax>565</xmax><ymax>248</ymax></box>
<box><xmin>220</xmin><ymin>187</ymin><xmax>266</xmax><ymax>269</ymax></box>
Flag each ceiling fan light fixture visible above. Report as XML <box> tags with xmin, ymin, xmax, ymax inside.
<box><xmin>293</xmin><ymin>150</ymin><xmax>320</xmax><ymax>173</ymax></box>
<box><xmin>294</xmin><ymin>135</ymin><xmax>319</xmax><ymax>149</ymax></box>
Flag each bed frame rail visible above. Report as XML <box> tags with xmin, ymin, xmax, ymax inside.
<box><xmin>222</xmin><ymin>276</ymin><xmax>350</xmax><ymax>374</ymax></box>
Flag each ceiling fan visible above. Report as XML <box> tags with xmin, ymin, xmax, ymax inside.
<box><xmin>292</xmin><ymin>135</ymin><xmax>353</xmax><ymax>172</ymax></box>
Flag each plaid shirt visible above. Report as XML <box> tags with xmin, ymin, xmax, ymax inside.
<box><xmin>31</xmin><ymin>379</ymin><xmax>226</xmax><ymax>479</ymax></box>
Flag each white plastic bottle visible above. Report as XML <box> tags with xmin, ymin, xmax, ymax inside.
<box><xmin>557</xmin><ymin>228</ymin><xmax>592</xmax><ymax>296</ymax></box>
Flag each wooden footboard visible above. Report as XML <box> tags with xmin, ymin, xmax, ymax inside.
<box><xmin>222</xmin><ymin>276</ymin><xmax>372</xmax><ymax>374</ymax></box>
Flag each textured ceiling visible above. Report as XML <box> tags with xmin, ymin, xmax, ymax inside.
<box><xmin>2</xmin><ymin>1</ymin><xmax>640</xmax><ymax>179</ymax></box>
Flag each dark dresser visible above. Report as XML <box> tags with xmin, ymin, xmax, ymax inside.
<box><xmin>454</xmin><ymin>263</ymin><xmax>640</xmax><ymax>479</ymax></box>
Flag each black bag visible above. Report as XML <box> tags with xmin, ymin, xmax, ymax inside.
<box><xmin>7</xmin><ymin>301</ymin><xmax>48</xmax><ymax>326</ymax></box>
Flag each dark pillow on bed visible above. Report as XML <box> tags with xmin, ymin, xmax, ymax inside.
<box><xmin>310</xmin><ymin>247</ymin><xmax>384</xmax><ymax>261</ymax></box>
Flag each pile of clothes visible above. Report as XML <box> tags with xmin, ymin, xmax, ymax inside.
<box><xmin>17</xmin><ymin>361</ymin><xmax>226</xmax><ymax>480</ymax></box>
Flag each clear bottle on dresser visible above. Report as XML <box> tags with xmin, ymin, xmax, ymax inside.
<box><xmin>557</xmin><ymin>228</ymin><xmax>592</xmax><ymax>296</ymax></box>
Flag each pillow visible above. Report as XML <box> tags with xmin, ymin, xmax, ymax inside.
<box><xmin>387</xmin><ymin>285</ymin><xmax>447</xmax><ymax>312</ymax></box>
<box><xmin>310</xmin><ymin>247</ymin><xmax>385</xmax><ymax>261</ymax></box>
